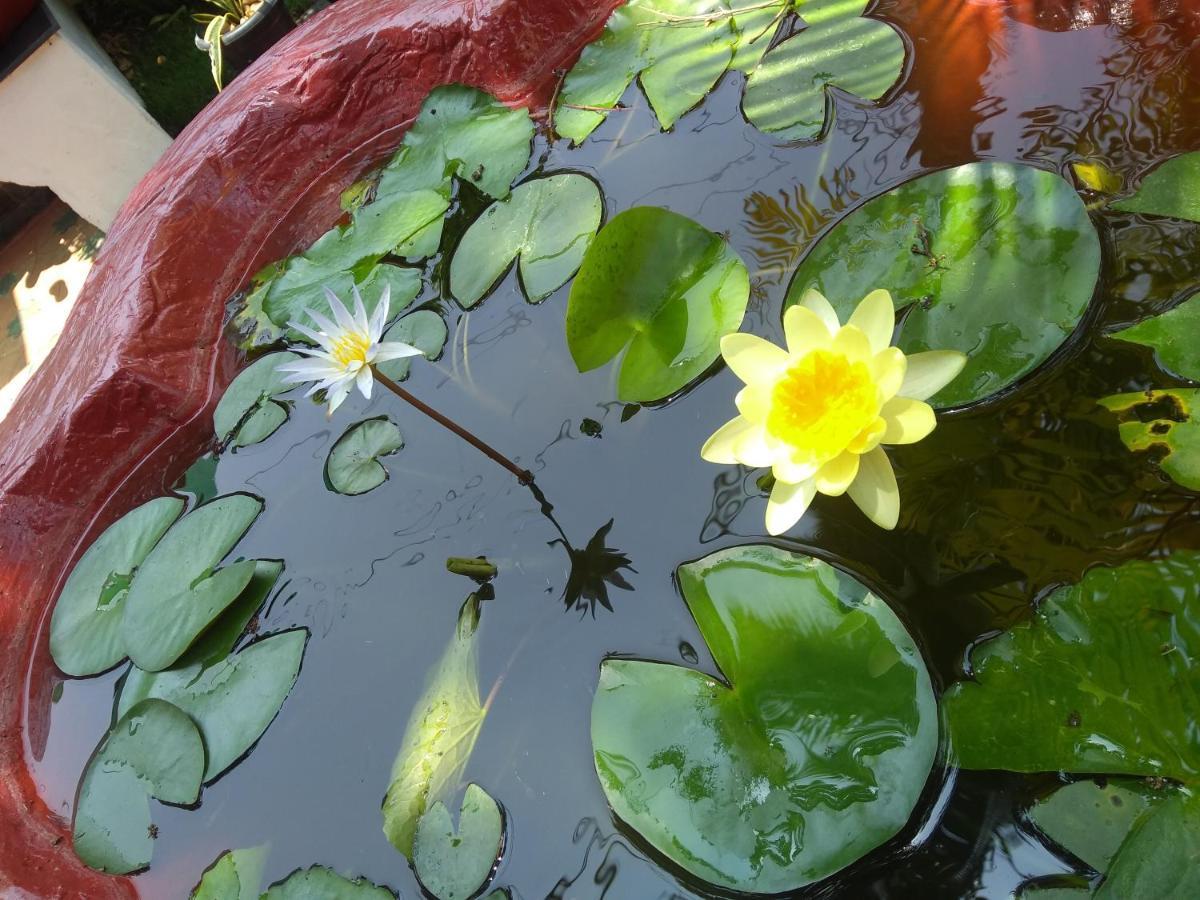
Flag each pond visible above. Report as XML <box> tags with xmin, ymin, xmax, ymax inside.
<box><xmin>27</xmin><ymin>1</ymin><xmax>1200</xmax><ymax>897</ymax></box>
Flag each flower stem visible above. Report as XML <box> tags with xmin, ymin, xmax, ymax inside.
<box><xmin>372</xmin><ymin>366</ymin><xmax>534</xmax><ymax>485</ymax></box>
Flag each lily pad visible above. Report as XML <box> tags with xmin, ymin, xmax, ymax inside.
<box><xmin>49</xmin><ymin>497</ymin><xmax>184</xmax><ymax>677</ymax></box>
<box><xmin>1112</xmin><ymin>151</ymin><xmax>1200</xmax><ymax>223</ymax></box>
<box><xmin>214</xmin><ymin>352</ymin><xmax>301</xmax><ymax>447</ymax></box>
<box><xmin>376</xmin><ymin>310</ymin><xmax>449</xmax><ymax>383</ymax></box>
<box><xmin>263</xmin><ymin>866</ymin><xmax>397</xmax><ymax>899</ymax></box>
<box><xmin>943</xmin><ymin>553</ymin><xmax>1200</xmax><ymax>781</ymax></box>
<box><xmin>1110</xmin><ymin>293</ymin><xmax>1200</xmax><ymax>380</ymax></box>
<box><xmin>566</xmin><ymin>206</ymin><xmax>750</xmax><ymax>402</ymax></box>
<box><xmin>191</xmin><ymin>846</ymin><xmax>268</xmax><ymax>900</ymax></box>
<box><xmin>786</xmin><ymin>162</ymin><xmax>1100</xmax><ymax>407</ymax></box>
<box><xmin>73</xmin><ymin>699</ymin><xmax>205</xmax><ymax>874</ymax></box>
<box><xmin>326</xmin><ymin>418</ymin><xmax>404</xmax><ymax>496</ymax></box>
<box><xmin>743</xmin><ymin>2</ymin><xmax>905</xmax><ymax>141</ymax></box>
<box><xmin>121</xmin><ymin>493</ymin><xmax>264</xmax><ymax>672</ymax></box>
<box><xmin>591</xmin><ymin>545</ymin><xmax>937</xmax><ymax>893</ymax></box>
<box><xmin>413</xmin><ymin>783</ymin><xmax>505</xmax><ymax>900</ymax></box>
<box><xmin>450</xmin><ymin>174</ymin><xmax>603</xmax><ymax>308</ymax></box>
<box><xmin>383</xmin><ymin>593</ymin><xmax>488</xmax><ymax>859</ymax></box>
<box><xmin>1029</xmin><ymin>780</ymin><xmax>1162</xmax><ymax>874</ymax></box>
<box><xmin>1099</xmin><ymin>389</ymin><xmax>1200</xmax><ymax>491</ymax></box>
<box><xmin>1095</xmin><ymin>790</ymin><xmax>1200</xmax><ymax>898</ymax></box>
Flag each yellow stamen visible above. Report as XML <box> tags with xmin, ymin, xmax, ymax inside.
<box><xmin>330</xmin><ymin>331</ymin><xmax>371</xmax><ymax>368</ymax></box>
<box><xmin>766</xmin><ymin>350</ymin><xmax>880</xmax><ymax>463</ymax></box>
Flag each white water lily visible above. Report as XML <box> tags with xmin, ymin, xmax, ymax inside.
<box><xmin>277</xmin><ymin>284</ymin><xmax>423</xmax><ymax>416</ymax></box>
<box><xmin>701</xmin><ymin>288</ymin><xmax>966</xmax><ymax>535</ymax></box>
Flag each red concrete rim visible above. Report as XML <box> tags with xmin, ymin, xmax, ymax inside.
<box><xmin>0</xmin><ymin>0</ymin><xmax>617</xmax><ymax>894</ymax></box>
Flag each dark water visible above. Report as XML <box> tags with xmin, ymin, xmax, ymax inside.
<box><xmin>27</xmin><ymin>2</ymin><xmax>1200</xmax><ymax>897</ymax></box>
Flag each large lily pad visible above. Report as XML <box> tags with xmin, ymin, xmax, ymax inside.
<box><xmin>1112</xmin><ymin>151</ymin><xmax>1200</xmax><ymax>223</ymax></box>
<box><xmin>122</xmin><ymin>494</ymin><xmax>264</xmax><ymax>672</ymax></box>
<box><xmin>1099</xmin><ymin>389</ymin><xmax>1200</xmax><ymax>491</ymax></box>
<box><xmin>73</xmin><ymin>699</ymin><xmax>205</xmax><ymax>874</ymax></box>
<box><xmin>214</xmin><ymin>352</ymin><xmax>301</xmax><ymax>447</ymax></box>
<box><xmin>450</xmin><ymin>174</ymin><xmax>602</xmax><ymax>308</ymax></box>
<box><xmin>263</xmin><ymin>866</ymin><xmax>397</xmax><ymax>899</ymax></box>
<box><xmin>376</xmin><ymin>310</ymin><xmax>448</xmax><ymax>383</ymax></box>
<box><xmin>326</xmin><ymin>418</ymin><xmax>404</xmax><ymax>496</ymax></box>
<box><xmin>943</xmin><ymin>553</ymin><xmax>1200</xmax><ymax>781</ymax></box>
<box><xmin>1110</xmin><ymin>293</ymin><xmax>1200</xmax><ymax>380</ymax></box>
<box><xmin>49</xmin><ymin>497</ymin><xmax>183</xmax><ymax>677</ymax></box>
<box><xmin>591</xmin><ymin>545</ymin><xmax>937</xmax><ymax>893</ymax></box>
<box><xmin>786</xmin><ymin>162</ymin><xmax>1100</xmax><ymax>407</ymax></box>
<box><xmin>191</xmin><ymin>846</ymin><xmax>268</xmax><ymax>900</ymax></box>
<box><xmin>414</xmin><ymin>783</ymin><xmax>504</xmax><ymax>900</ymax></box>
<box><xmin>566</xmin><ymin>206</ymin><xmax>749</xmax><ymax>402</ymax></box>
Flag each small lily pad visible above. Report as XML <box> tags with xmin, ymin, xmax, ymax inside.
<box><xmin>566</xmin><ymin>206</ymin><xmax>749</xmax><ymax>402</ymax></box>
<box><xmin>1099</xmin><ymin>389</ymin><xmax>1200</xmax><ymax>491</ymax></box>
<box><xmin>414</xmin><ymin>783</ymin><xmax>505</xmax><ymax>900</ymax></box>
<box><xmin>49</xmin><ymin>497</ymin><xmax>184</xmax><ymax>677</ymax></box>
<box><xmin>1110</xmin><ymin>293</ymin><xmax>1200</xmax><ymax>380</ymax></box>
<box><xmin>450</xmin><ymin>174</ymin><xmax>602</xmax><ymax>308</ymax></box>
<box><xmin>122</xmin><ymin>494</ymin><xmax>264</xmax><ymax>672</ymax></box>
<box><xmin>1112</xmin><ymin>151</ymin><xmax>1200</xmax><ymax>223</ymax></box>
<box><xmin>73</xmin><ymin>699</ymin><xmax>205</xmax><ymax>874</ymax></box>
<box><xmin>191</xmin><ymin>846</ymin><xmax>268</xmax><ymax>900</ymax></box>
<box><xmin>214</xmin><ymin>352</ymin><xmax>301</xmax><ymax>447</ymax></box>
<box><xmin>376</xmin><ymin>310</ymin><xmax>448</xmax><ymax>383</ymax></box>
<box><xmin>326</xmin><ymin>418</ymin><xmax>404</xmax><ymax>496</ymax></box>
<box><xmin>1028</xmin><ymin>780</ymin><xmax>1162</xmax><ymax>874</ymax></box>
<box><xmin>263</xmin><ymin>866</ymin><xmax>397</xmax><ymax>899</ymax></box>
<box><xmin>1095</xmin><ymin>790</ymin><xmax>1200</xmax><ymax>898</ymax></box>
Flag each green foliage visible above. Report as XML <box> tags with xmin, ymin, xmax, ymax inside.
<box><xmin>263</xmin><ymin>866</ymin><xmax>397</xmax><ymax>899</ymax></box>
<box><xmin>1110</xmin><ymin>293</ymin><xmax>1200</xmax><ymax>380</ymax></box>
<box><xmin>1099</xmin><ymin>389</ymin><xmax>1200</xmax><ymax>491</ymax></box>
<box><xmin>326</xmin><ymin>418</ymin><xmax>405</xmax><ymax>496</ymax></box>
<box><xmin>787</xmin><ymin>163</ymin><xmax>1100</xmax><ymax>407</ymax></box>
<box><xmin>1029</xmin><ymin>780</ymin><xmax>1162</xmax><ymax>874</ymax></box>
<box><xmin>214</xmin><ymin>352</ymin><xmax>301</xmax><ymax>446</ymax></box>
<box><xmin>566</xmin><ymin>207</ymin><xmax>749</xmax><ymax>402</ymax></box>
<box><xmin>1095</xmin><ymin>791</ymin><xmax>1200</xmax><ymax>898</ymax></box>
<box><xmin>1112</xmin><ymin>151</ymin><xmax>1200</xmax><ymax>223</ymax></box>
<box><xmin>591</xmin><ymin>545</ymin><xmax>937</xmax><ymax>893</ymax></box>
<box><xmin>376</xmin><ymin>310</ymin><xmax>448</xmax><ymax>383</ymax></box>
<box><xmin>191</xmin><ymin>846</ymin><xmax>268</xmax><ymax>900</ymax></box>
<box><xmin>414</xmin><ymin>783</ymin><xmax>505</xmax><ymax>900</ymax></box>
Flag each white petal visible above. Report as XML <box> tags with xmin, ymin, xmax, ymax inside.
<box><xmin>372</xmin><ymin>341</ymin><xmax>424</xmax><ymax>363</ymax></box>
<box><xmin>701</xmin><ymin>417</ymin><xmax>756</xmax><ymax>464</ymax></box>
<box><xmin>307</xmin><ymin>308</ymin><xmax>343</xmax><ymax>344</ymax></box>
<box><xmin>328</xmin><ymin>287</ymin><xmax>358</xmax><ymax>335</ymax></box>
<box><xmin>720</xmin><ymin>332</ymin><xmax>790</xmax><ymax>386</ymax></box>
<box><xmin>798</xmin><ymin>288</ymin><xmax>841</xmax><ymax>333</ymax></box>
<box><xmin>277</xmin><ymin>359</ymin><xmax>341</xmax><ymax>383</ymax></box>
<box><xmin>846</xmin><ymin>447</ymin><xmax>900</xmax><ymax>530</ymax></box>
<box><xmin>326</xmin><ymin>382</ymin><xmax>353</xmax><ymax>417</ymax></box>
<box><xmin>288</xmin><ymin>318</ymin><xmax>329</xmax><ymax>347</ymax></box>
<box><xmin>355</xmin><ymin>364</ymin><xmax>374</xmax><ymax>400</ymax></box>
<box><xmin>900</xmin><ymin>350</ymin><xmax>968</xmax><ymax>401</ymax></box>
<box><xmin>848</xmin><ymin>289</ymin><xmax>896</xmax><ymax>355</ymax></box>
<box><xmin>881</xmin><ymin>397</ymin><xmax>936</xmax><ymax>445</ymax></box>
<box><xmin>765</xmin><ymin>478</ymin><xmax>817</xmax><ymax>535</ymax></box>
<box><xmin>814</xmin><ymin>452</ymin><xmax>860</xmax><ymax>497</ymax></box>
<box><xmin>351</xmin><ymin>285</ymin><xmax>371</xmax><ymax>335</ymax></box>
<box><xmin>783</xmin><ymin>305</ymin><xmax>832</xmax><ymax>356</ymax></box>
<box><xmin>370</xmin><ymin>283</ymin><xmax>392</xmax><ymax>341</ymax></box>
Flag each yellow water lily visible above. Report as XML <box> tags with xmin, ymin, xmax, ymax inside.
<box><xmin>701</xmin><ymin>288</ymin><xmax>966</xmax><ymax>534</ymax></box>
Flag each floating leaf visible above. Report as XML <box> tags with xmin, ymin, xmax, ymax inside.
<box><xmin>566</xmin><ymin>206</ymin><xmax>749</xmax><ymax>402</ymax></box>
<box><xmin>1099</xmin><ymin>389</ymin><xmax>1200</xmax><ymax>491</ymax></box>
<box><xmin>450</xmin><ymin>174</ymin><xmax>603</xmax><ymax>308</ymax></box>
<box><xmin>743</xmin><ymin>2</ymin><xmax>905</xmax><ymax>141</ymax></box>
<box><xmin>592</xmin><ymin>545</ymin><xmax>937</xmax><ymax>893</ymax></box>
<box><xmin>1029</xmin><ymin>780</ymin><xmax>1162</xmax><ymax>874</ymax></box>
<box><xmin>1110</xmin><ymin>293</ymin><xmax>1200</xmax><ymax>380</ymax></box>
<box><xmin>49</xmin><ymin>497</ymin><xmax>183</xmax><ymax>677</ymax></box>
<box><xmin>191</xmin><ymin>846</ymin><xmax>268</xmax><ymax>900</ymax></box>
<box><xmin>383</xmin><ymin>593</ymin><xmax>488</xmax><ymax>858</ymax></box>
<box><xmin>1072</xmin><ymin>160</ymin><xmax>1123</xmax><ymax>195</ymax></box>
<box><xmin>786</xmin><ymin>162</ymin><xmax>1100</xmax><ymax>407</ymax></box>
<box><xmin>376</xmin><ymin>310</ymin><xmax>448</xmax><ymax>383</ymax></box>
<box><xmin>214</xmin><ymin>352</ymin><xmax>301</xmax><ymax>447</ymax></box>
<box><xmin>73</xmin><ymin>699</ymin><xmax>205</xmax><ymax>874</ymax></box>
<box><xmin>414</xmin><ymin>783</ymin><xmax>505</xmax><ymax>900</ymax></box>
<box><xmin>122</xmin><ymin>494</ymin><xmax>264</xmax><ymax>672</ymax></box>
<box><xmin>178</xmin><ymin>454</ymin><xmax>220</xmax><ymax>505</ymax></box>
<box><xmin>263</xmin><ymin>866</ymin><xmax>397</xmax><ymax>899</ymax></box>
<box><xmin>1095</xmin><ymin>791</ymin><xmax>1200</xmax><ymax>898</ymax></box>
<box><xmin>1112</xmin><ymin>151</ymin><xmax>1200</xmax><ymax>223</ymax></box>
<box><xmin>944</xmin><ymin>553</ymin><xmax>1200</xmax><ymax>781</ymax></box>
<box><xmin>326</xmin><ymin>418</ymin><xmax>404</xmax><ymax>496</ymax></box>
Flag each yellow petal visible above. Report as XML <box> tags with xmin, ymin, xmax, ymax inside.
<box><xmin>701</xmin><ymin>416</ymin><xmax>755</xmax><ymax>464</ymax></box>
<box><xmin>815</xmin><ymin>452</ymin><xmax>860</xmax><ymax>497</ymax></box>
<box><xmin>721</xmin><ymin>332</ymin><xmax>790</xmax><ymax>386</ymax></box>
<box><xmin>735</xmin><ymin>384</ymin><xmax>773</xmax><ymax>423</ymax></box>
<box><xmin>765</xmin><ymin>478</ymin><xmax>817</xmax><ymax>535</ymax></box>
<box><xmin>830</xmin><ymin>324</ymin><xmax>873</xmax><ymax>365</ymax></box>
<box><xmin>848</xmin><ymin>289</ymin><xmax>896</xmax><ymax>355</ymax></box>
<box><xmin>881</xmin><ymin>397</ymin><xmax>936</xmax><ymax>444</ymax></box>
<box><xmin>900</xmin><ymin>350</ymin><xmax>968</xmax><ymax>401</ymax></box>
<box><xmin>773</xmin><ymin>454</ymin><xmax>820</xmax><ymax>484</ymax></box>
<box><xmin>734</xmin><ymin>425</ymin><xmax>777</xmax><ymax>468</ymax></box>
<box><xmin>798</xmin><ymin>288</ymin><xmax>841</xmax><ymax>333</ymax></box>
<box><xmin>782</xmin><ymin>305</ymin><xmax>832</xmax><ymax>356</ymax></box>
<box><xmin>847</xmin><ymin>447</ymin><xmax>899</xmax><ymax>530</ymax></box>
<box><xmin>873</xmin><ymin>347</ymin><xmax>907</xmax><ymax>401</ymax></box>
<box><xmin>848</xmin><ymin>417</ymin><xmax>886</xmax><ymax>454</ymax></box>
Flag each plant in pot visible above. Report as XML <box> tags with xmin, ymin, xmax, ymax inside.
<box><xmin>194</xmin><ymin>0</ymin><xmax>294</xmax><ymax>90</ymax></box>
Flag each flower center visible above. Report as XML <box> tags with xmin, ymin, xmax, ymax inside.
<box><xmin>766</xmin><ymin>350</ymin><xmax>880</xmax><ymax>462</ymax></box>
<box><xmin>330</xmin><ymin>331</ymin><xmax>371</xmax><ymax>369</ymax></box>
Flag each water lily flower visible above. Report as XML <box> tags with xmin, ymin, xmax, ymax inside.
<box><xmin>277</xmin><ymin>284</ymin><xmax>423</xmax><ymax>416</ymax></box>
<box><xmin>701</xmin><ymin>288</ymin><xmax>966</xmax><ymax>534</ymax></box>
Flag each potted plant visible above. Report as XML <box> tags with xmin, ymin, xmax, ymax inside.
<box><xmin>194</xmin><ymin>0</ymin><xmax>295</xmax><ymax>90</ymax></box>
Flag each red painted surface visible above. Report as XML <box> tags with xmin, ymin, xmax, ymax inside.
<box><xmin>0</xmin><ymin>0</ymin><xmax>616</xmax><ymax>894</ymax></box>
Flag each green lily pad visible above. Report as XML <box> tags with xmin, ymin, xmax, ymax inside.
<box><xmin>944</xmin><ymin>553</ymin><xmax>1200</xmax><ymax>781</ymax></box>
<box><xmin>450</xmin><ymin>174</ymin><xmax>602</xmax><ymax>308</ymax></box>
<box><xmin>1095</xmin><ymin>790</ymin><xmax>1200</xmax><ymax>898</ymax></box>
<box><xmin>1110</xmin><ymin>293</ymin><xmax>1200</xmax><ymax>380</ymax></box>
<box><xmin>1099</xmin><ymin>389</ymin><xmax>1200</xmax><ymax>491</ymax></box>
<box><xmin>591</xmin><ymin>545</ymin><xmax>937</xmax><ymax>893</ymax></box>
<box><xmin>786</xmin><ymin>162</ymin><xmax>1100</xmax><ymax>407</ymax></box>
<box><xmin>73</xmin><ymin>699</ymin><xmax>205</xmax><ymax>874</ymax></box>
<box><xmin>376</xmin><ymin>309</ymin><xmax>448</xmax><ymax>383</ymax></box>
<box><xmin>214</xmin><ymin>352</ymin><xmax>301</xmax><ymax>447</ymax></box>
<box><xmin>566</xmin><ymin>206</ymin><xmax>749</xmax><ymax>402</ymax></box>
<box><xmin>414</xmin><ymin>783</ymin><xmax>504</xmax><ymax>900</ymax></box>
<box><xmin>191</xmin><ymin>846</ymin><xmax>268</xmax><ymax>900</ymax></box>
<box><xmin>49</xmin><ymin>497</ymin><xmax>184</xmax><ymax>677</ymax></box>
<box><xmin>263</xmin><ymin>866</ymin><xmax>397</xmax><ymax>899</ymax></box>
<box><xmin>383</xmin><ymin>593</ymin><xmax>488</xmax><ymax>859</ymax></box>
<box><xmin>1112</xmin><ymin>151</ymin><xmax>1200</xmax><ymax>223</ymax></box>
<box><xmin>326</xmin><ymin>418</ymin><xmax>404</xmax><ymax>496</ymax></box>
<box><xmin>743</xmin><ymin>3</ymin><xmax>905</xmax><ymax>141</ymax></box>
<box><xmin>1029</xmin><ymin>780</ymin><xmax>1162</xmax><ymax>874</ymax></box>
<box><xmin>122</xmin><ymin>494</ymin><xmax>264</xmax><ymax>672</ymax></box>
